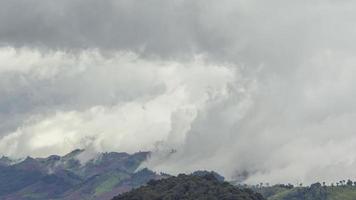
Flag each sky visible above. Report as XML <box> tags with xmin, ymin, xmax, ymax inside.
<box><xmin>1</xmin><ymin>0</ymin><xmax>356</xmax><ymax>184</ymax></box>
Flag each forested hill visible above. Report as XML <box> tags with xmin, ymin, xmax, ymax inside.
<box><xmin>113</xmin><ymin>173</ymin><xmax>265</xmax><ymax>200</ymax></box>
<box><xmin>253</xmin><ymin>182</ymin><xmax>356</xmax><ymax>200</ymax></box>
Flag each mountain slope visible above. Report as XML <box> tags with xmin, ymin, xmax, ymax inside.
<box><xmin>0</xmin><ymin>150</ymin><xmax>161</xmax><ymax>200</ymax></box>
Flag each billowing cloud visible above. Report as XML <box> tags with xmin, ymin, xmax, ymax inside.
<box><xmin>0</xmin><ymin>47</ymin><xmax>236</xmax><ymax>158</ymax></box>
<box><xmin>144</xmin><ymin>50</ymin><xmax>356</xmax><ymax>184</ymax></box>
<box><xmin>1</xmin><ymin>0</ymin><xmax>356</xmax><ymax>185</ymax></box>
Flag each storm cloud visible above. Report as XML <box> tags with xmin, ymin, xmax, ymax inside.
<box><xmin>1</xmin><ymin>0</ymin><xmax>356</xmax><ymax>185</ymax></box>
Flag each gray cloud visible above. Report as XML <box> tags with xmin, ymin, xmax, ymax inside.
<box><xmin>1</xmin><ymin>0</ymin><xmax>355</xmax><ymax>61</ymax></box>
<box><xmin>0</xmin><ymin>0</ymin><xmax>201</xmax><ymax>57</ymax></box>
<box><xmin>0</xmin><ymin>0</ymin><xmax>356</xmax><ymax>185</ymax></box>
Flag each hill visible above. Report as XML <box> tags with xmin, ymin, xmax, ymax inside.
<box><xmin>0</xmin><ymin>150</ymin><xmax>163</xmax><ymax>200</ymax></box>
<box><xmin>113</xmin><ymin>173</ymin><xmax>265</xmax><ymax>200</ymax></box>
<box><xmin>254</xmin><ymin>183</ymin><xmax>356</xmax><ymax>200</ymax></box>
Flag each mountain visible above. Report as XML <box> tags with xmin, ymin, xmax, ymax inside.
<box><xmin>0</xmin><ymin>150</ymin><xmax>163</xmax><ymax>200</ymax></box>
<box><xmin>0</xmin><ymin>156</ymin><xmax>13</xmax><ymax>167</ymax></box>
<box><xmin>113</xmin><ymin>173</ymin><xmax>265</xmax><ymax>200</ymax></box>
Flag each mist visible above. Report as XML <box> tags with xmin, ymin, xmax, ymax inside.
<box><xmin>0</xmin><ymin>0</ymin><xmax>356</xmax><ymax>184</ymax></box>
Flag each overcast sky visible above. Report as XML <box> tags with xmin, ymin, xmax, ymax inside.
<box><xmin>1</xmin><ymin>0</ymin><xmax>356</xmax><ymax>184</ymax></box>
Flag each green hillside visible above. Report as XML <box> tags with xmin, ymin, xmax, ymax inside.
<box><xmin>255</xmin><ymin>183</ymin><xmax>356</xmax><ymax>200</ymax></box>
<box><xmin>0</xmin><ymin>150</ymin><xmax>162</xmax><ymax>200</ymax></box>
<box><xmin>113</xmin><ymin>173</ymin><xmax>265</xmax><ymax>200</ymax></box>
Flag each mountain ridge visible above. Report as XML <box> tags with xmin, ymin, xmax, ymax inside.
<box><xmin>0</xmin><ymin>149</ymin><xmax>160</xmax><ymax>200</ymax></box>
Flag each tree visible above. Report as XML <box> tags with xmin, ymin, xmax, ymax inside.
<box><xmin>347</xmin><ymin>179</ymin><xmax>353</xmax><ymax>186</ymax></box>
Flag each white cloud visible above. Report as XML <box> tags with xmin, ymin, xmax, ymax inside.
<box><xmin>143</xmin><ymin>49</ymin><xmax>356</xmax><ymax>184</ymax></box>
<box><xmin>0</xmin><ymin>47</ymin><xmax>236</xmax><ymax>159</ymax></box>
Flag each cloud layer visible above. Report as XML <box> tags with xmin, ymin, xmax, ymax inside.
<box><xmin>0</xmin><ymin>48</ymin><xmax>235</xmax><ymax>157</ymax></box>
<box><xmin>1</xmin><ymin>0</ymin><xmax>356</xmax><ymax>184</ymax></box>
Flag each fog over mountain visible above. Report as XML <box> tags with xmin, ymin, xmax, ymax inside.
<box><xmin>1</xmin><ymin>0</ymin><xmax>356</xmax><ymax>185</ymax></box>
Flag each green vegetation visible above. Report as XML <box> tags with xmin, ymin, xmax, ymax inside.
<box><xmin>113</xmin><ymin>173</ymin><xmax>265</xmax><ymax>200</ymax></box>
<box><xmin>94</xmin><ymin>172</ymin><xmax>127</xmax><ymax>196</ymax></box>
<box><xmin>254</xmin><ymin>181</ymin><xmax>356</xmax><ymax>200</ymax></box>
<box><xmin>327</xmin><ymin>186</ymin><xmax>356</xmax><ymax>200</ymax></box>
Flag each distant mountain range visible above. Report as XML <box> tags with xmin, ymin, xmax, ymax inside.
<box><xmin>0</xmin><ymin>150</ymin><xmax>163</xmax><ymax>200</ymax></box>
<box><xmin>2</xmin><ymin>150</ymin><xmax>356</xmax><ymax>200</ymax></box>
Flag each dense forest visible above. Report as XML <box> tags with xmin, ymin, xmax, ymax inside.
<box><xmin>113</xmin><ymin>173</ymin><xmax>265</xmax><ymax>200</ymax></box>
